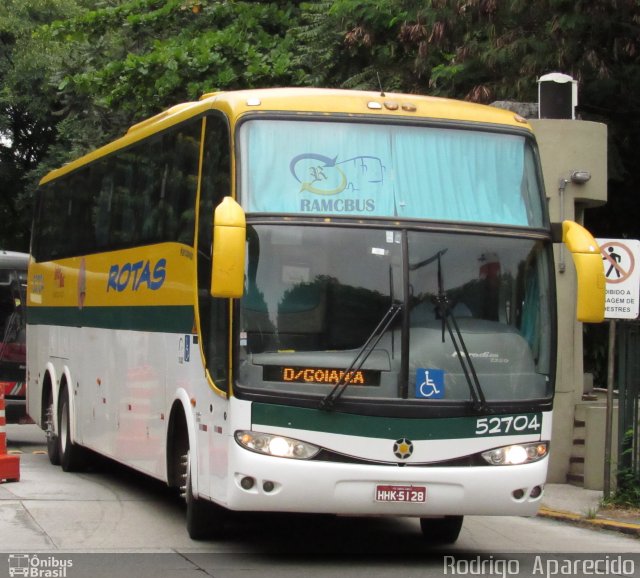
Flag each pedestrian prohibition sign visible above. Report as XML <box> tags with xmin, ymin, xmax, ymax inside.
<box><xmin>596</xmin><ymin>238</ymin><xmax>640</xmax><ymax>320</ymax></box>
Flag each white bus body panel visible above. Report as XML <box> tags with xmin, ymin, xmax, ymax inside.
<box><xmin>28</xmin><ymin>322</ymin><xmax>549</xmax><ymax>518</ymax></box>
<box><xmin>27</xmin><ymin>323</ymin><xmax>219</xmax><ymax>487</ymax></box>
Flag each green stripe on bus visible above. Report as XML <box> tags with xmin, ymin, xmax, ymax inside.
<box><xmin>252</xmin><ymin>403</ymin><xmax>542</xmax><ymax>440</ymax></box>
<box><xmin>27</xmin><ymin>305</ymin><xmax>194</xmax><ymax>334</ymax></box>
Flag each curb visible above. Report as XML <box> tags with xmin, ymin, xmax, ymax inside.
<box><xmin>538</xmin><ymin>506</ymin><xmax>640</xmax><ymax>537</ymax></box>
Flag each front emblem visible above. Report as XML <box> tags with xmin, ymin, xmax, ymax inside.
<box><xmin>393</xmin><ymin>438</ymin><xmax>414</xmax><ymax>460</ymax></box>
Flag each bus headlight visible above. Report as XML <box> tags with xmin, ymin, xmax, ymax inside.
<box><xmin>481</xmin><ymin>442</ymin><xmax>548</xmax><ymax>465</ymax></box>
<box><xmin>235</xmin><ymin>430</ymin><xmax>320</xmax><ymax>459</ymax></box>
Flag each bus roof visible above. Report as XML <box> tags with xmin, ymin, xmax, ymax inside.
<box><xmin>40</xmin><ymin>87</ymin><xmax>532</xmax><ymax>185</ymax></box>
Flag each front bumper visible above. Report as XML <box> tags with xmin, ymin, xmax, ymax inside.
<box><xmin>224</xmin><ymin>440</ymin><xmax>547</xmax><ymax>517</ymax></box>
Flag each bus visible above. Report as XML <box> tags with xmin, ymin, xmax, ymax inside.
<box><xmin>0</xmin><ymin>250</ymin><xmax>28</xmax><ymax>423</ymax></box>
<box><xmin>26</xmin><ymin>88</ymin><xmax>604</xmax><ymax>543</ymax></box>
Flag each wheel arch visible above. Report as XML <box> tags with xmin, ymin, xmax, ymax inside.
<box><xmin>57</xmin><ymin>366</ymin><xmax>77</xmax><ymax>444</ymax></box>
<box><xmin>166</xmin><ymin>391</ymin><xmax>197</xmax><ymax>493</ymax></box>
<box><xmin>39</xmin><ymin>362</ymin><xmax>58</xmax><ymax>431</ymax></box>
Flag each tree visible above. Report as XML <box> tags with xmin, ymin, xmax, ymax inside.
<box><xmin>0</xmin><ymin>0</ymin><xmax>303</xmax><ymax>249</ymax></box>
<box><xmin>37</xmin><ymin>0</ymin><xmax>302</xmax><ymax>161</ymax></box>
<box><xmin>0</xmin><ymin>0</ymin><xmax>92</xmax><ymax>249</ymax></box>
<box><xmin>295</xmin><ymin>0</ymin><xmax>640</xmax><ymax>241</ymax></box>
<box><xmin>2</xmin><ymin>0</ymin><xmax>639</xmax><ymax>250</ymax></box>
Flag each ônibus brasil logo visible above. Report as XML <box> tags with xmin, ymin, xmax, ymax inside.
<box><xmin>8</xmin><ymin>554</ymin><xmax>73</xmax><ymax>578</ymax></box>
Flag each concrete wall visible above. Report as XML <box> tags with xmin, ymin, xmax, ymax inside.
<box><xmin>530</xmin><ymin>119</ymin><xmax>608</xmax><ymax>483</ymax></box>
<box><xmin>581</xmin><ymin>401</ymin><xmax>618</xmax><ymax>491</ymax></box>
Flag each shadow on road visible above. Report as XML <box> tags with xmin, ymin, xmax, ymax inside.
<box><xmin>78</xmin><ymin>452</ymin><xmax>458</xmax><ymax>558</ymax></box>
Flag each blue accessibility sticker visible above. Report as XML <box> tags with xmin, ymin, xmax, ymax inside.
<box><xmin>415</xmin><ymin>368</ymin><xmax>445</xmax><ymax>399</ymax></box>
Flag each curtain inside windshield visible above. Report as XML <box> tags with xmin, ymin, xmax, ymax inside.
<box><xmin>240</xmin><ymin>120</ymin><xmax>544</xmax><ymax>227</ymax></box>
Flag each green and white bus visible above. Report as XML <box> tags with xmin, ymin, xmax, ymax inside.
<box><xmin>27</xmin><ymin>88</ymin><xmax>604</xmax><ymax>543</ymax></box>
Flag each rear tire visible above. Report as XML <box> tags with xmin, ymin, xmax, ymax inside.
<box><xmin>58</xmin><ymin>386</ymin><xmax>85</xmax><ymax>472</ymax></box>
<box><xmin>45</xmin><ymin>388</ymin><xmax>60</xmax><ymax>466</ymax></box>
<box><xmin>419</xmin><ymin>516</ymin><xmax>463</xmax><ymax>544</ymax></box>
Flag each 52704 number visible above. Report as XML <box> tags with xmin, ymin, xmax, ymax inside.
<box><xmin>475</xmin><ymin>414</ymin><xmax>541</xmax><ymax>436</ymax></box>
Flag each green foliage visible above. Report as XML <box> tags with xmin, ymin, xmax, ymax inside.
<box><xmin>39</xmin><ymin>0</ymin><xmax>302</xmax><ymax>156</ymax></box>
<box><xmin>0</xmin><ymin>0</ymin><xmax>90</xmax><ymax>250</ymax></box>
<box><xmin>0</xmin><ymin>0</ymin><xmax>303</xmax><ymax>251</ymax></box>
<box><xmin>296</xmin><ymin>0</ymin><xmax>640</xmax><ymax>106</ymax></box>
<box><xmin>602</xmin><ymin>429</ymin><xmax>640</xmax><ymax>509</ymax></box>
<box><xmin>1</xmin><ymin>0</ymin><xmax>639</xmax><ymax>252</ymax></box>
<box><xmin>294</xmin><ymin>0</ymin><xmax>640</xmax><ymax>246</ymax></box>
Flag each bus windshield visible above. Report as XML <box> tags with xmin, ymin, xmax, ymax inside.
<box><xmin>239</xmin><ymin>119</ymin><xmax>545</xmax><ymax>227</ymax></box>
<box><xmin>236</xmin><ymin>225</ymin><xmax>553</xmax><ymax>405</ymax></box>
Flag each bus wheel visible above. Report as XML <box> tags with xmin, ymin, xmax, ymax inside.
<box><xmin>58</xmin><ymin>386</ymin><xmax>84</xmax><ymax>472</ymax></box>
<box><xmin>45</xmin><ymin>389</ymin><xmax>60</xmax><ymax>466</ymax></box>
<box><xmin>183</xmin><ymin>451</ymin><xmax>225</xmax><ymax>540</ymax></box>
<box><xmin>419</xmin><ymin>516</ymin><xmax>463</xmax><ymax>544</ymax></box>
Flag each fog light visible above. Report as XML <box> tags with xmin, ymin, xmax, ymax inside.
<box><xmin>263</xmin><ymin>480</ymin><xmax>275</xmax><ymax>493</ymax></box>
<box><xmin>240</xmin><ymin>476</ymin><xmax>255</xmax><ymax>490</ymax></box>
<box><xmin>530</xmin><ymin>485</ymin><xmax>543</xmax><ymax>499</ymax></box>
<box><xmin>512</xmin><ymin>488</ymin><xmax>525</xmax><ymax>500</ymax></box>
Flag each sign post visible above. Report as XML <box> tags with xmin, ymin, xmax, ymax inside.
<box><xmin>596</xmin><ymin>239</ymin><xmax>640</xmax><ymax>497</ymax></box>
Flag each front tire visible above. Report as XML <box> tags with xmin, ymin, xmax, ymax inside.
<box><xmin>184</xmin><ymin>450</ymin><xmax>226</xmax><ymax>540</ymax></box>
<box><xmin>58</xmin><ymin>386</ymin><xmax>85</xmax><ymax>472</ymax></box>
<box><xmin>419</xmin><ymin>516</ymin><xmax>463</xmax><ymax>544</ymax></box>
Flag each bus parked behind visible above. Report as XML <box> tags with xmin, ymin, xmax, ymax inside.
<box><xmin>0</xmin><ymin>251</ymin><xmax>28</xmax><ymax>423</ymax></box>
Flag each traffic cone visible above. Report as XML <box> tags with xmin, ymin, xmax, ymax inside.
<box><xmin>0</xmin><ymin>382</ymin><xmax>20</xmax><ymax>482</ymax></box>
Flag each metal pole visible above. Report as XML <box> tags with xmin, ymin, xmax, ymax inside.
<box><xmin>558</xmin><ymin>180</ymin><xmax>567</xmax><ymax>273</ymax></box>
<box><xmin>604</xmin><ymin>319</ymin><xmax>616</xmax><ymax>499</ymax></box>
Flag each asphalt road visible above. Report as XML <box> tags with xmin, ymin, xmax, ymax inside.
<box><xmin>2</xmin><ymin>424</ymin><xmax>639</xmax><ymax>578</ymax></box>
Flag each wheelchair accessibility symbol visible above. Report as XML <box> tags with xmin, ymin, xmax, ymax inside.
<box><xmin>415</xmin><ymin>368</ymin><xmax>445</xmax><ymax>399</ymax></box>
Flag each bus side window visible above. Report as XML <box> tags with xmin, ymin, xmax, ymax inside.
<box><xmin>142</xmin><ymin>162</ymin><xmax>178</xmax><ymax>242</ymax></box>
<box><xmin>0</xmin><ymin>286</ymin><xmax>15</xmax><ymax>338</ymax></box>
<box><xmin>93</xmin><ymin>152</ymin><xmax>138</xmax><ymax>251</ymax></box>
<box><xmin>137</xmin><ymin>135</ymin><xmax>165</xmax><ymax>245</ymax></box>
<box><xmin>94</xmin><ymin>169</ymin><xmax>113</xmax><ymax>250</ymax></box>
<box><xmin>197</xmin><ymin>113</ymin><xmax>231</xmax><ymax>388</ymax></box>
<box><xmin>66</xmin><ymin>170</ymin><xmax>96</xmax><ymax>255</ymax></box>
<box><xmin>33</xmin><ymin>182</ymin><xmax>68</xmax><ymax>261</ymax></box>
<box><xmin>165</xmin><ymin>129</ymin><xmax>200</xmax><ymax>245</ymax></box>
<box><xmin>137</xmin><ymin>125</ymin><xmax>200</xmax><ymax>246</ymax></box>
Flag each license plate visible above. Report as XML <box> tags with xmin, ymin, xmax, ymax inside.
<box><xmin>375</xmin><ymin>485</ymin><xmax>427</xmax><ymax>503</ymax></box>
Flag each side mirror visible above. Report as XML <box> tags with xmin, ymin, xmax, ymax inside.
<box><xmin>562</xmin><ymin>220</ymin><xmax>605</xmax><ymax>323</ymax></box>
<box><xmin>211</xmin><ymin>197</ymin><xmax>246</xmax><ymax>298</ymax></box>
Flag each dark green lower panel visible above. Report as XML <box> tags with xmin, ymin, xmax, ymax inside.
<box><xmin>27</xmin><ymin>305</ymin><xmax>195</xmax><ymax>334</ymax></box>
<box><xmin>252</xmin><ymin>402</ymin><xmax>543</xmax><ymax>440</ymax></box>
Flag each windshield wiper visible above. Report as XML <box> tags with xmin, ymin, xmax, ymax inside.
<box><xmin>431</xmin><ymin>252</ymin><xmax>488</xmax><ymax>413</ymax></box>
<box><xmin>320</xmin><ymin>303</ymin><xmax>402</xmax><ymax>410</ymax></box>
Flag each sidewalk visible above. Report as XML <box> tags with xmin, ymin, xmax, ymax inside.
<box><xmin>540</xmin><ymin>483</ymin><xmax>640</xmax><ymax>537</ymax></box>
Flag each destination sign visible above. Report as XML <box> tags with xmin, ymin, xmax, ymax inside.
<box><xmin>263</xmin><ymin>366</ymin><xmax>380</xmax><ymax>386</ymax></box>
